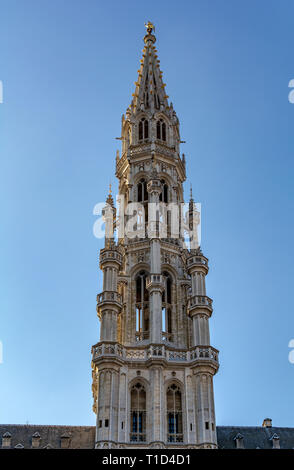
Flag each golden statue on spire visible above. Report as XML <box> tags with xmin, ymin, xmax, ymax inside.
<box><xmin>144</xmin><ymin>21</ymin><xmax>155</xmax><ymax>35</ymax></box>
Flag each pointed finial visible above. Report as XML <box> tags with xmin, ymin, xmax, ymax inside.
<box><xmin>190</xmin><ymin>183</ymin><xmax>193</xmax><ymax>200</ymax></box>
<box><xmin>144</xmin><ymin>21</ymin><xmax>156</xmax><ymax>44</ymax></box>
<box><xmin>106</xmin><ymin>182</ymin><xmax>114</xmax><ymax>207</ymax></box>
<box><xmin>145</xmin><ymin>21</ymin><xmax>155</xmax><ymax>34</ymax></box>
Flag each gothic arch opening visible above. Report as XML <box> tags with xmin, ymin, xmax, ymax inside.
<box><xmin>156</xmin><ymin>118</ymin><xmax>167</xmax><ymax>142</ymax></box>
<box><xmin>138</xmin><ymin>118</ymin><xmax>149</xmax><ymax>141</ymax></box>
<box><xmin>130</xmin><ymin>382</ymin><xmax>146</xmax><ymax>442</ymax></box>
<box><xmin>136</xmin><ymin>178</ymin><xmax>148</xmax><ymax>232</ymax></box>
<box><xmin>162</xmin><ymin>271</ymin><xmax>172</xmax><ymax>342</ymax></box>
<box><xmin>166</xmin><ymin>383</ymin><xmax>183</xmax><ymax>443</ymax></box>
<box><xmin>135</xmin><ymin>271</ymin><xmax>149</xmax><ymax>341</ymax></box>
<box><xmin>137</xmin><ymin>178</ymin><xmax>148</xmax><ymax>203</ymax></box>
<box><xmin>159</xmin><ymin>179</ymin><xmax>169</xmax><ymax>203</ymax></box>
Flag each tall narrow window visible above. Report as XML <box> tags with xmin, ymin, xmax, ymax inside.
<box><xmin>156</xmin><ymin>119</ymin><xmax>167</xmax><ymax>141</ymax></box>
<box><xmin>136</xmin><ymin>272</ymin><xmax>149</xmax><ymax>341</ymax></box>
<box><xmin>137</xmin><ymin>179</ymin><xmax>148</xmax><ymax>202</ymax></box>
<box><xmin>144</xmin><ymin>73</ymin><xmax>149</xmax><ymax>108</ymax></box>
<box><xmin>162</xmin><ymin>272</ymin><xmax>172</xmax><ymax>342</ymax></box>
<box><xmin>137</xmin><ymin>179</ymin><xmax>148</xmax><ymax>236</ymax></box>
<box><xmin>167</xmin><ymin>384</ymin><xmax>183</xmax><ymax>443</ymax></box>
<box><xmin>159</xmin><ymin>180</ymin><xmax>168</xmax><ymax>203</ymax></box>
<box><xmin>138</xmin><ymin>118</ymin><xmax>149</xmax><ymax>141</ymax></box>
<box><xmin>130</xmin><ymin>383</ymin><xmax>146</xmax><ymax>442</ymax></box>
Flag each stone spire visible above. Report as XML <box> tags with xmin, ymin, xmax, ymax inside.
<box><xmin>130</xmin><ymin>22</ymin><xmax>169</xmax><ymax>114</ymax></box>
<box><xmin>103</xmin><ymin>183</ymin><xmax>116</xmax><ymax>247</ymax></box>
<box><xmin>92</xmin><ymin>24</ymin><xmax>219</xmax><ymax>450</ymax></box>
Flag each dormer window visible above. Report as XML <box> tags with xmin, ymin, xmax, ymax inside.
<box><xmin>2</xmin><ymin>432</ymin><xmax>11</xmax><ymax>448</ymax></box>
<box><xmin>139</xmin><ymin>118</ymin><xmax>149</xmax><ymax>141</ymax></box>
<box><xmin>234</xmin><ymin>433</ymin><xmax>244</xmax><ymax>449</ymax></box>
<box><xmin>157</xmin><ymin>119</ymin><xmax>166</xmax><ymax>142</ymax></box>
<box><xmin>270</xmin><ymin>433</ymin><xmax>280</xmax><ymax>449</ymax></box>
<box><xmin>32</xmin><ymin>432</ymin><xmax>41</xmax><ymax>449</ymax></box>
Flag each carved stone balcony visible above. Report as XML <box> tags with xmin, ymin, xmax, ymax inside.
<box><xmin>92</xmin><ymin>342</ymin><xmax>219</xmax><ymax>369</ymax></box>
<box><xmin>147</xmin><ymin>178</ymin><xmax>162</xmax><ymax>195</ymax></box>
<box><xmin>99</xmin><ymin>249</ymin><xmax>122</xmax><ymax>269</ymax></box>
<box><xmin>146</xmin><ymin>274</ymin><xmax>164</xmax><ymax>291</ymax></box>
<box><xmin>188</xmin><ymin>295</ymin><xmax>213</xmax><ymax>315</ymax></box>
<box><xmin>96</xmin><ymin>291</ymin><xmax>122</xmax><ymax>317</ymax></box>
<box><xmin>186</xmin><ymin>255</ymin><xmax>209</xmax><ymax>274</ymax></box>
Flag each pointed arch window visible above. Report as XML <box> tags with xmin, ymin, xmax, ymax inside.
<box><xmin>138</xmin><ymin>118</ymin><xmax>149</xmax><ymax>141</ymax></box>
<box><xmin>136</xmin><ymin>271</ymin><xmax>149</xmax><ymax>341</ymax></box>
<box><xmin>137</xmin><ymin>179</ymin><xmax>148</xmax><ymax>203</ymax></box>
<box><xmin>130</xmin><ymin>383</ymin><xmax>146</xmax><ymax>442</ymax></box>
<box><xmin>166</xmin><ymin>384</ymin><xmax>183</xmax><ymax>443</ymax></box>
<box><xmin>157</xmin><ymin>119</ymin><xmax>167</xmax><ymax>142</ymax></box>
<box><xmin>155</xmin><ymin>93</ymin><xmax>160</xmax><ymax>109</ymax></box>
<box><xmin>162</xmin><ymin>272</ymin><xmax>172</xmax><ymax>342</ymax></box>
<box><xmin>143</xmin><ymin>92</ymin><xmax>149</xmax><ymax>108</ymax></box>
<box><xmin>137</xmin><ymin>179</ymin><xmax>148</xmax><ymax>234</ymax></box>
<box><xmin>143</xmin><ymin>72</ymin><xmax>149</xmax><ymax>109</ymax></box>
<box><xmin>159</xmin><ymin>179</ymin><xmax>169</xmax><ymax>203</ymax></box>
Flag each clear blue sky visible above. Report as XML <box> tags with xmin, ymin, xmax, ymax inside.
<box><xmin>1</xmin><ymin>0</ymin><xmax>294</xmax><ymax>428</ymax></box>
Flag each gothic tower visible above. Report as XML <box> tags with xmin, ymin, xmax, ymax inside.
<box><xmin>91</xmin><ymin>23</ymin><xmax>219</xmax><ymax>449</ymax></box>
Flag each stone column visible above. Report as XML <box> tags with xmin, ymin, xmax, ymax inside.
<box><xmin>147</xmin><ymin>171</ymin><xmax>164</xmax><ymax>344</ymax></box>
<box><xmin>150</xmin><ymin>366</ymin><xmax>164</xmax><ymax>443</ymax></box>
<box><xmin>96</xmin><ymin>368</ymin><xmax>120</xmax><ymax>446</ymax></box>
<box><xmin>118</xmin><ymin>372</ymin><xmax>127</xmax><ymax>443</ymax></box>
<box><xmin>187</xmin><ymin>252</ymin><xmax>212</xmax><ymax>347</ymax></box>
<box><xmin>193</xmin><ymin>371</ymin><xmax>217</xmax><ymax>447</ymax></box>
<box><xmin>98</xmin><ymin>248</ymin><xmax>122</xmax><ymax>342</ymax></box>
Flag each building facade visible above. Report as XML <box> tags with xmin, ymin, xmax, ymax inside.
<box><xmin>91</xmin><ymin>22</ymin><xmax>219</xmax><ymax>449</ymax></box>
<box><xmin>1</xmin><ymin>24</ymin><xmax>294</xmax><ymax>451</ymax></box>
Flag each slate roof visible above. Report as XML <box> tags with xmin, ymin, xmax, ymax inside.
<box><xmin>1</xmin><ymin>424</ymin><xmax>294</xmax><ymax>448</ymax></box>
<box><xmin>0</xmin><ymin>424</ymin><xmax>95</xmax><ymax>449</ymax></box>
<box><xmin>217</xmin><ymin>426</ymin><xmax>294</xmax><ymax>449</ymax></box>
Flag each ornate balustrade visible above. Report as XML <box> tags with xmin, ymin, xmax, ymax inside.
<box><xmin>92</xmin><ymin>342</ymin><xmax>219</xmax><ymax>366</ymax></box>
<box><xmin>188</xmin><ymin>295</ymin><xmax>213</xmax><ymax>312</ymax></box>
<box><xmin>96</xmin><ymin>291</ymin><xmax>122</xmax><ymax>318</ymax></box>
<box><xmin>146</xmin><ymin>274</ymin><xmax>164</xmax><ymax>290</ymax></box>
<box><xmin>97</xmin><ymin>291</ymin><xmax>122</xmax><ymax>305</ymax></box>
<box><xmin>187</xmin><ymin>255</ymin><xmax>209</xmax><ymax>274</ymax></box>
<box><xmin>99</xmin><ymin>249</ymin><xmax>122</xmax><ymax>266</ymax></box>
<box><xmin>187</xmin><ymin>256</ymin><xmax>208</xmax><ymax>267</ymax></box>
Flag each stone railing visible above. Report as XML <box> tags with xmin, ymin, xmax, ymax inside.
<box><xmin>187</xmin><ymin>256</ymin><xmax>208</xmax><ymax>270</ymax></box>
<box><xmin>188</xmin><ymin>295</ymin><xmax>213</xmax><ymax>311</ymax></box>
<box><xmin>92</xmin><ymin>342</ymin><xmax>219</xmax><ymax>365</ymax></box>
<box><xmin>146</xmin><ymin>274</ymin><xmax>164</xmax><ymax>289</ymax></box>
<box><xmin>99</xmin><ymin>250</ymin><xmax>122</xmax><ymax>266</ymax></box>
<box><xmin>96</xmin><ymin>291</ymin><xmax>122</xmax><ymax>305</ymax></box>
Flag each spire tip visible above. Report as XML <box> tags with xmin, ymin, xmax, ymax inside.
<box><xmin>144</xmin><ymin>21</ymin><xmax>155</xmax><ymax>35</ymax></box>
